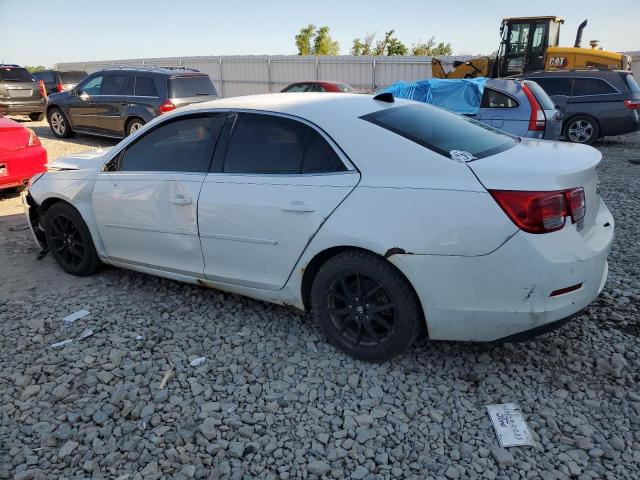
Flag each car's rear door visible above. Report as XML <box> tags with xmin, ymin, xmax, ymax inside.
<box><xmin>569</xmin><ymin>77</ymin><xmax>625</xmax><ymax>136</ymax></box>
<box><xmin>96</xmin><ymin>73</ymin><xmax>134</xmax><ymax>135</ymax></box>
<box><xmin>198</xmin><ymin>111</ymin><xmax>359</xmax><ymax>290</ymax></box>
<box><xmin>477</xmin><ymin>85</ymin><xmax>524</xmax><ymax>135</ymax></box>
<box><xmin>92</xmin><ymin>113</ymin><xmax>226</xmax><ymax>274</ymax></box>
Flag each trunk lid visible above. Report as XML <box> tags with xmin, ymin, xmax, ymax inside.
<box><xmin>0</xmin><ymin>116</ymin><xmax>29</xmax><ymax>152</ymax></box>
<box><xmin>468</xmin><ymin>139</ymin><xmax>601</xmax><ymax>235</ymax></box>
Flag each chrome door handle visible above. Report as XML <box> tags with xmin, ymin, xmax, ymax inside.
<box><xmin>170</xmin><ymin>195</ymin><xmax>192</xmax><ymax>205</ymax></box>
<box><xmin>282</xmin><ymin>201</ymin><xmax>314</xmax><ymax>213</ymax></box>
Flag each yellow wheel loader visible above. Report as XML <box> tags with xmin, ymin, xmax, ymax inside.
<box><xmin>432</xmin><ymin>17</ymin><xmax>632</xmax><ymax>79</ymax></box>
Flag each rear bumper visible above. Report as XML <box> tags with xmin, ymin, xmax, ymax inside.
<box><xmin>0</xmin><ymin>100</ymin><xmax>46</xmax><ymax>115</ymax></box>
<box><xmin>389</xmin><ymin>197</ymin><xmax>614</xmax><ymax>341</ymax></box>
<box><xmin>0</xmin><ymin>147</ymin><xmax>47</xmax><ymax>190</ymax></box>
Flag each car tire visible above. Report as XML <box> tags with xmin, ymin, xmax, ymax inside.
<box><xmin>29</xmin><ymin>112</ymin><xmax>45</xmax><ymax>121</ymax></box>
<box><xmin>48</xmin><ymin>108</ymin><xmax>73</xmax><ymax>138</ymax></box>
<box><xmin>126</xmin><ymin>117</ymin><xmax>145</xmax><ymax>136</ymax></box>
<box><xmin>564</xmin><ymin>115</ymin><xmax>599</xmax><ymax>145</ymax></box>
<box><xmin>43</xmin><ymin>202</ymin><xmax>100</xmax><ymax>276</ymax></box>
<box><xmin>311</xmin><ymin>249</ymin><xmax>423</xmax><ymax>362</ymax></box>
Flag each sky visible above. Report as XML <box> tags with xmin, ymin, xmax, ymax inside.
<box><xmin>1</xmin><ymin>0</ymin><xmax>638</xmax><ymax>67</ymax></box>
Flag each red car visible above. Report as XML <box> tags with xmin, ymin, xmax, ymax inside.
<box><xmin>0</xmin><ymin>115</ymin><xmax>47</xmax><ymax>190</ymax></box>
<box><xmin>281</xmin><ymin>81</ymin><xmax>355</xmax><ymax>93</ymax></box>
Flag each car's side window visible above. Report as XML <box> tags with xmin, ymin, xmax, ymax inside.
<box><xmin>134</xmin><ymin>77</ymin><xmax>158</xmax><ymax>97</ymax></box>
<box><xmin>118</xmin><ymin>114</ymin><xmax>226</xmax><ymax>173</ymax></box>
<box><xmin>101</xmin><ymin>75</ymin><xmax>133</xmax><ymax>96</ymax></box>
<box><xmin>532</xmin><ymin>77</ymin><xmax>573</xmax><ymax>96</ymax></box>
<box><xmin>480</xmin><ymin>88</ymin><xmax>519</xmax><ymax>108</ymax></box>
<box><xmin>79</xmin><ymin>76</ymin><xmax>104</xmax><ymax>96</ymax></box>
<box><xmin>572</xmin><ymin>78</ymin><xmax>618</xmax><ymax>96</ymax></box>
<box><xmin>285</xmin><ymin>83</ymin><xmax>310</xmax><ymax>92</ymax></box>
<box><xmin>222</xmin><ymin>113</ymin><xmax>345</xmax><ymax>174</ymax></box>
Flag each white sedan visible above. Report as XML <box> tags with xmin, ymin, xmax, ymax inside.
<box><xmin>24</xmin><ymin>93</ymin><xmax>614</xmax><ymax>361</ymax></box>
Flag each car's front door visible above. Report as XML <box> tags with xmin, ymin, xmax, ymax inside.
<box><xmin>92</xmin><ymin>113</ymin><xmax>226</xmax><ymax>274</ymax></box>
<box><xmin>68</xmin><ymin>74</ymin><xmax>103</xmax><ymax>130</ymax></box>
<box><xmin>198</xmin><ymin>112</ymin><xmax>360</xmax><ymax>290</ymax></box>
<box><xmin>96</xmin><ymin>74</ymin><xmax>134</xmax><ymax>135</ymax></box>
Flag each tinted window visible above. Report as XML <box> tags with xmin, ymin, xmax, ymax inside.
<box><xmin>120</xmin><ymin>115</ymin><xmax>225</xmax><ymax>172</ymax></box>
<box><xmin>302</xmin><ymin>130</ymin><xmax>346</xmax><ymax>173</ymax></box>
<box><xmin>224</xmin><ymin>114</ymin><xmax>308</xmax><ymax>174</ymax></box>
<box><xmin>59</xmin><ymin>71</ymin><xmax>87</xmax><ymax>83</ymax></box>
<box><xmin>523</xmin><ymin>81</ymin><xmax>556</xmax><ymax>110</ymax></box>
<box><xmin>572</xmin><ymin>78</ymin><xmax>617</xmax><ymax>96</ymax></box>
<box><xmin>168</xmin><ymin>75</ymin><xmax>217</xmax><ymax>97</ymax></box>
<box><xmin>80</xmin><ymin>75</ymin><xmax>103</xmax><ymax>95</ymax></box>
<box><xmin>283</xmin><ymin>83</ymin><xmax>310</xmax><ymax>92</ymax></box>
<box><xmin>531</xmin><ymin>77</ymin><xmax>573</xmax><ymax>96</ymax></box>
<box><xmin>361</xmin><ymin>104</ymin><xmax>517</xmax><ymax>160</ymax></box>
<box><xmin>310</xmin><ymin>83</ymin><xmax>324</xmax><ymax>92</ymax></box>
<box><xmin>101</xmin><ymin>75</ymin><xmax>133</xmax><ymax>95</ymax></box>
<box><xmin>135</xmin><ymin>76</ymin><xmax>158</xmax><ymax>96</ymax></box>
<box><xmin>0</xmin><ymin>67</ymin><xmax>35</xmax><ymax>82</ymax></box>
<box><xmin>481</xmin><ymin>88</ymin><xmax>519</xmax><ymax>108</ymax></box>
<box><xmin>622</xmin><ymin>73</ymin><xmax>640</xmax><ymax>93</ymax></box>
<box><xmin>35</xmin><ymin>71</ymin><xmax>55</xmax><ymax>83</ymax></box>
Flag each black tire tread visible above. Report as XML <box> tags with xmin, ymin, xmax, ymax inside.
<box><xmin>563</xmin><ymin>114</ymin><xmax>600</xmax><ymax>145</ymax></box>
<box><xmin>47</xmin><ymin>108</ymin><xmax>73</xmax><ymax>139</ymax></box>
<box><xmin>311</xmin><ymin>249</ymin><xmax>423</xmax><ymax>362</ymax></box>
<box><xmin>126</xmin><ymin>117</ymin><xmax>144</xmax><ymax>136</ymax></box>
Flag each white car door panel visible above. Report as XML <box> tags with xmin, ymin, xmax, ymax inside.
<box><xmin>198</xmin><ymin>172</ymin><xmax>359</xmax><ymax>290</ymax></box>
<box><xmin>93</xmin><ymin>172</ymin><xmax>205</xmax><ymax>274</ymax></box>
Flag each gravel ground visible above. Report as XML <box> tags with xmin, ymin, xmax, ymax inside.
<box><xmin>1</xmin><ymin>120</ymin><xmax>639</xmax><ymax>480</ymax></box>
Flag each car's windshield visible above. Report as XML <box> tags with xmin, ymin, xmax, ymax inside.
<box><xmin>168</xmin><ymin>75</ymin><xmax>218</xmax><ymax>98</ymax></box>
<box><xmin>59</xmin><ymin>71</ymin><xmax>88</xmax><ymax>83</ymax></box>
<box><xmin>361</xmin><ymin>103</ymin><xmax>518</xmax><ymax>160</ymax></box>
<box><xmin>622</xmin><ymin>73</ymin><xmax>640</xmax><ymax>93</ymax></box>
<box><xmin>335</xmin><ymin>83</ymin><xmax>355</xmax><ymax>93</ymax></box>
<box><xmin>0</xmin><ymin>67</ymin><xmax>35</xmax><ymax>82</ymax></box>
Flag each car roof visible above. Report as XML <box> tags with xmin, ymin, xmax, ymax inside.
<box><xmin>523</xmin><ymin>69</ymin><xmax>626</xmax><ymax>78</ymax></box>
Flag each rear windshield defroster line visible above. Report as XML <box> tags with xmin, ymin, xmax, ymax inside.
<box><xmin>360</xmin><ymin>103</ymin><xmax>518</xmax><ymax>161</ymax></box>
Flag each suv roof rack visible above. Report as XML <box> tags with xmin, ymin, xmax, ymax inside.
<box><xmin>100</xmin><ymin>65</ymin><xmax>201</xmax><ymax>73</ymax></box>
<box><xmin>0</xmin><ymin>64</ymin><xmax>21</xmax><ymax>68</ymax></box>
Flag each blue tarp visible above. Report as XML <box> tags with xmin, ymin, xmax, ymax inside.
<box><xmin>380</xmin><ymin>78</ymin><xmax>488</xmax><ymax>115</ymax></box>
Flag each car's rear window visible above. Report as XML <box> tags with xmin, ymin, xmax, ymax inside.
<box><xmin>523</xmin><ymin>80</ymin><xmax>556</xmax><ymax>110</ymax></box>
<box><xmin>0</xmin><ymin>67</ymin><xmax>35</xmax><ymax>82</ymax></box>
<box><xmin>361</xmin><ymin>103</ymin><xmax>517</xmax><ymax>160</ymax></box>
<box><xmin>59</xmin><ymin>71</ymin><xmax>87</xmax><ymax>83</ymax></box>
<box><xmin>168</xmin><ymin>75</ymin><xmax>218</xmax><ymax>98</ymax></box>
<box><xmin>622</xmin><ymin>73</ymin><xmax>640</xmax><ymax>93</ymax></box>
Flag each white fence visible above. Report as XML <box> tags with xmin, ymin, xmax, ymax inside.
<box><xmin>56</xmin><ymin>55</ymin><xmax>474</xmax><ymax>97</ymax></box>
<box><xmin>57</xmin><ymin>53</ymin><xmax>640</xmax><ymax>98</ymax></box>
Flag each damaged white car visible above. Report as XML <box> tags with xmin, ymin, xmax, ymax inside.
<box><xmin>24</xmin><ymin>93</ymin><xmax>614</xmax><ymax>361</ymax></box>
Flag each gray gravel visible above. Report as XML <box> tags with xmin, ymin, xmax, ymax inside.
<box><xmin>1</xmin><ymin>122</ymin><xmax>639</xmax><ymax>479</ymax></box>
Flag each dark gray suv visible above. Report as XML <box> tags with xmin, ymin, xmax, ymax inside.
<box><xmin>520</xmin><ymin>69</ymin><xmax>640</xmax><ymax>144</ymax></box>
<box><xmin>0</xmin><ymin>65</ymin><xmax>46</xmax><ymax>121</ymax></box>
<box><xmin>46</xmin><ymin>66</ymin><xmax>219</xmax><ymax>139</ymax></box>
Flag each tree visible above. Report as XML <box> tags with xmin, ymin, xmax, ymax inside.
<box><xmin>373</xmin><ymin>30</ymin><xmax>407</xmax><ymax>56</ymax></box>
<box><xmin>313</xmin><ymin>26</ymin><xmax>340</xmax><ymax>56</ymax></box>
<box><xmin>295</xmin><ymin>24</ymin><xmax>340</xmax><ymax>56</ymax></box>
<box><xmin>351</xmin><ymin>32</ymin><xmax>375</xmax><ymax>56</ymax></box>
<box><xmin>25</xmin><ymin>65</ymin><xmax>46</xmax><ymax>73</ymax></box>
<box><xmin>411</xmin><ymin>37</ymin><xmax>453</xmax><ymax>56</ymax></box>
<box><xmin>295</xmin><ymin>24</ymin><xmax>316</xmax><ymax>56</ymax></box>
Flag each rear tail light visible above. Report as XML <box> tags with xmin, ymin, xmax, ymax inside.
<box><xmin>57</xmin><ymin>83</ymin><xmax>64</xmax><ymax>92</ymax></box>
<box><xmin>522</xmin><ymin>84</ymin><xmax>546</xmax><ymax>132</ymax></box>
<box><xmin>26</xmin><ymin>129</ymin><xmax>41</xmax><ymax>147</ymax></box>
<box><xmin>158</xmin><ymin>100</ymin><xmax>176</xmax><ymax>114</ymax></box>
<box><xmin>38</xmin><ymin>80</ymin><xmax>46</xmax><ymax>97</ymax></box>
<box><xmin>489</xmin><ymin>187</ymin><xmax>585</xmax><ymax>234</ymax></box>
<box><xmin>624</xmin><ymin>99</ymin><xmax>640</xmax><ymax>109</ymax></box>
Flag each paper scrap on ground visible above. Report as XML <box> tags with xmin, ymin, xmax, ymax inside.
<box><xmin>63</xmin><ymin>309</ymin><xmax>90</xmax><ymax>325</ymax></box>
<box><xmin>159</xmin><ymin>363</ymin><xmax>175</xmax><ymax>390</ymax></box>
<box><xmin>190</xmin><ymin>356</ymin><xmax>206</xmax><ymax>367</ymax></box>
<box><xmin>486</xmin><ymin>403</ymin><xmax>534</xmax><ymax>447</ymax></box>
<box><xmin>51</xmin><ymin>339</ymin><xmax>73</xmax><ymax>348</ymax></box>
<box><xmin>77</xmin><ymin>329</ymin><xmax>94</xmax><ymax>340</ymax></box>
